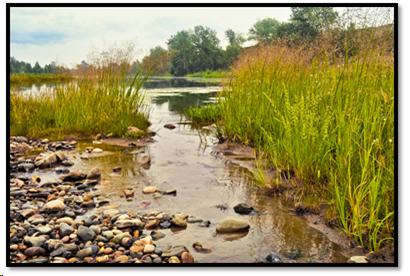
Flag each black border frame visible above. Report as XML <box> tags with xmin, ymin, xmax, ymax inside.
<box><xmin>5</xmin><ymin>2</ymin><xmax>399</xmax><ymax>268</ymax></box>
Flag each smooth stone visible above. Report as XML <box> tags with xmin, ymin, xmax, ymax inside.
<box><xmin>115</xmin><ymin>255</ymin><xmax>129</xmax><ymax>263</ymax></box>
<box><xmin>181</xmin><ymin>252</ymin><xmax>194</xmax><ymax>263</ymax></box>
<box><xmin>96</xmin><ymin>255</ymin><xmax>109</xmax><ymax>263</ymax></box>
<box><xmin>27</xmin><ymin>214</ymin><xmax>46</xmax><ymax>225</ymax></box>
<box><xmin>114</xmin><ymin>219</ymin><xmax>143</xmax><ymax>229</ymax></box>
<box><xmin>159</xmin><ymin>221</ymin><xmax>171</xmax><ymax>229</ymax></box>
<box><xmin>142</xmin><ymin>186</ymin><xmax>157</xmax><ymax>194</ymax></box>
<box><xmin>92</xmin><ymin>148</ymin><xmax>103</xmax><ymax>153</ymax></box>
<box><xmin>36</xmin><ymin>225</ymin><xmax>52</xmax><ymax>234</ymax></box>
<box><xmin>216</xmin><ymin>217</ymin><xmax>250</xmax><ymax>233</ymax></box>
<box><xmin>102</xmin><ymin>230</ymin><xmax>114</xmax><ymax>240</ymax></box>
<box><xmin>348</xmin><ymin>256</ymin><xmax>368</xmax><ymax>263</ymax></box>
<box><xmin>24</xmin><ymin>247</ymin><xmax>47</xmax><ymax>257</ymax></box>
<box><xmin>76</xmin><ymin>246</ymin><xmax>96</xmax><ymax>258</ymax></box>
<box><xmin>143</xmin><ymin>244</ymin><xmax>156</xmax><ymax>254</ymax></box>
<box><xmin>56</xmin><ymin>217</ymin><xmax>75</xmax><ymax>225</ymax></box>
<box><xmin>61</xmin><ymin>172</ymin><xmax>86</xmax><ymax>182</ymax></box>
<box><xmin>171</xmin><ymin>214</ymin><xmax>188</xmax><ymax>227</ymax></box>
<box><xmin>59</xmin><ymin>223</ymin><xmax>74</xmax><ymax>237</ymax></box>
<box><xmin>113</xmin><ymin>232</ymin><xmax>131</xmax><ymax>244</ymax></box>
<box><xmin>77</xmin><ymin>225</ymin><xmax>96</xmax><ymax>242</ymax></box>
<box><xmin>24</xmin><ymin>236</ymin><xmax>46</xmax><ymax>247</ymax></box>
<box><xmin>192</xmin><ymin>242</ymin><xmax>212</xmax><ymax>254</ymax></box>
<box><xmin>168</xmin><ymin>256</ymin><xmax>181</xmax><ymax>263</ymax></box>
<box><xmin>44</xmin><ymin>198</ymin><xmax>65</xmax><ymax>212</ymax></box>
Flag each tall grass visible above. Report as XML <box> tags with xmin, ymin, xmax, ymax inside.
<box><xmin>215</xmin><ymin>31</ymin><xmax>394</xmax><ymax>251</ymax></box>
<box><xmin>10</xmin><ymin>66</ymin><xmax>149</xmax><ymax>139</ymax></box>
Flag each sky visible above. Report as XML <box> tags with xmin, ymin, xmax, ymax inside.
<box><xmin>10</xmin><ymin>7</ymin><xmax>294</xmax><ymax>67</ymax></box>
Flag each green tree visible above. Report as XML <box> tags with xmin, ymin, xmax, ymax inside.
<box><xmin>287</xmin><ymin>7</ymin><xmax>339</xmax><ymax>41</ymax></box>
<box><xmin>140</xmin><ymin>46</ymin><xmax>170</xmax><ymax>75</ymax></box>
<box><xmin>224</xmin><ymin>29</ymin><xmax>245</xmax><ymax>66</ymax></box>
<box><xmin>168</xmin><ymin>30</ymin><xmax>195</xmax><ymax>76</ymax></box>
<box><xmin>249</xmin><ymin>18</ymin><xmax>281</xmax><ymax>43</ymax></box>
<box><xmin>191</xmin><ymin>26</ymin><xmax>224</xmax><ymax>71</ymax></box>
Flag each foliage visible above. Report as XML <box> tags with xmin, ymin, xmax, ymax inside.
<box><xmin>185</xmin><ymin>70</ymin><xmax>228</xmax><ymax>78</ymax></box>
<box><xmin>10</xmin><ymin>65</ymin><xmax>149</xmax><ymax>139</ymax></box>
<box><xmin>216</xmin><ymin>26</ymin><xmax>394</xmax><ymax>251</ymax></box>
<box><xmin>140</xmin><ymin>46</ymin><xmax>171</xmax><ymax>75</ymax></box>
<box><xmin>249</xmin><ymin>18</ymin><xmax>282</xmax><ymax>43</ymax></box>
<box><xmin>10</xmin><ymin>57</ymin><xmax>65</xmax><ymax>74</ymax></box>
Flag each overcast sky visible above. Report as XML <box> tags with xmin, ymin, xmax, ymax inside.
<box><xmin>10</xmin><ymin>7</ymin><xmax>295</xmax><ymax>67</ymax></box>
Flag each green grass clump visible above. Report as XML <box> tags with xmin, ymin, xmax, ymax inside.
<box><xmin>185</xmin><ymin>70</ymin><xmax>228</xmax><ymax>79</ymax></box>
<box><xmin>10</xmin><ymin>73</ymin><xmax>73</xmax><ymax>86</ymax></box>
<box><xmin>186</xmin><ymin>104</ymin><xmax>221</xmax><ymax>125</ymax></box>
<box><xmin>218</xmin><ymin>42</ymin><xmax>394</xmax><ymax>251</ymax></box>
<box><xmin>10</xmin><ymin>67</ymin><xmax>149</xmax><ymax>139</ymax></box>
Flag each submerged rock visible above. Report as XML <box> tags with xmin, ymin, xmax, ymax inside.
<box><xmin>216</xmin><ymin>217</ymin><xmax>250</xmax><ymax>233</ymax></box>
<box><xmin>164</xmin><ymin>123</ymin><xmax>176</xmax><ymax>130</ymax></box>
<box><xmin>171</xmin><ymin>214</ymin><xmax>188</xmax><ymax>228</ymax></box>
<box><xmin>86</xmin><ymin>167</ymin><xmax>101</xmax><ymax>179</ymax></box>
<box><xmin>233</xmin><ymin>203</ymin><xmax>254</xmax><ymax>215</ymax></box>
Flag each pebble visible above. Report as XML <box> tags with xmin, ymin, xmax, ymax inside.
<box><xmin>348</xmin><ymin>256</ymin><xmax>368</xmax><ymax>263</ymax></box>
<box><xmin>77</xmin><ymin>225</ymin><xmax>96</xmax><ymax>242</ymax></box>
<box><xmin>181</xmin><ymin>252</ymin><xmax>195</xmax><ymax>263</ymax></box>
<box><xmin>168</xmin><ymin>256</ymin><xmax>181</xmax><ymax>263</ymax></box>
<box><xmin>44</xmin><ymin>198</ymin><xmax>65</xmax><ymax>212</ymax></box>
<box><xmin>233</xmin><ymin>203</ymin><xmax>254</xmax><ymax>215</ymax></box>
<box><xmin>143</xmin><ymin>186</ymin><xmax>157</xmax><ymax>194</ymax></box>
<box><xmin>265</xmin><ymin>252</ymin><xmax>282</xmax><ymax>263</ymax></box>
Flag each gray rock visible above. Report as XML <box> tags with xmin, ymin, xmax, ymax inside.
<box><xmin>76</xmin><ymin>246</ymin><xmax>98</xmax><ymax>258</ymax></box>
<box><xmin>59</xmin><ymin>223</ymin><xmax>74</xmax><ymax>237</ymax></box>
<box><xmin>266</xmin><ymin>252</ymin><xmax>282</xmax><ymax>263</ymax></box>
<box><xmin>113</xmin><ymin>232</ymin><xmax>132</xmax><ymax>244</ymax></box>
<box><xmin>77</xmin><ymin>225</ymin><xmax>96</xmax><ymax>242</ymax></box>
<box><xmin>216</xmin><ymin>217</ymin><xmax>250</xmax><ymax>233</ymax></box>
<box><xmin>36</xmin><ymin>225</ymin><xmax>52</xmax><ymax>234</ymax></box>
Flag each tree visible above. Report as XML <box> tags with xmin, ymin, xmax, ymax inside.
<box><xmin>32</xmin><ymin>62</ymin><xmax>43</xmax><ymax>74</ymax></box>
<box><xmin>168</xmin><ymin>30</ymin><xmax>195</xmax><ymax>76</ymax></box>
<box><xmin>191</xmin><ymin>26</ymin><xmax>224</xmax><ymax>71</ymax></box>
<box><xmin>224</xmin><ymin>29</ymin><xmax>245</xmax><ymax>66</ymax></box>
<box><xmin>249</xmin><ymin>18</ymin><xmax>281</xmax><ymax>43</ymax></box>
<box><xmin>287</xmin><ymin>7</ymin><xmax>339</xmax><ymax>41</ymax></box>
<box><xmin>140</xmin><ymin>46</ymin><xmax>170</xmax><ymax>75</ymax></box>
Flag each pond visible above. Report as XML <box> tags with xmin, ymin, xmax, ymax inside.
<box><xmin>11</xmin><ymin>77</ymin><xmax>349</xmax><ymax>263</ymax></box>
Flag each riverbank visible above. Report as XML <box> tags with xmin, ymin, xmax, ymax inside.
<box><xmin>10</xmin><ymin>73</ymin><xmax>74</xmax><ymax>86</ymax></box>
<box><xmin>186</xmin><ymin>43</ymin><xmax>395</xmax><ymax>254</ymax></box>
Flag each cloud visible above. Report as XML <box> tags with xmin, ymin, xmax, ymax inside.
<box><xmin>10</xmin><ymin>7</ymin><xmax>293</xmax><ymax>66</ymax></box>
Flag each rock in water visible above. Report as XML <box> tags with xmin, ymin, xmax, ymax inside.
<box><xmin>181</xmin><ymin>252</ymin><xmax>194</xmax><ymax>263</ymax></box>
<box><xmin>143</xmin><ymin>186</ymin><xmax>157</xmax><ymax>194</ymax></box>
<box><xmin>127</xmin><ymin>126</ymin><xmax>145</xmax><ymax>137</ymax></box>
<box><xmin>216</xmin><ymin>217</ymin><xmax>250</xmax><ymax>233</ymax></box>
<box><xmin>86</xmin><ymin>167</ymin><xmax>101</xmax><ymax>179</ymax></box>
<box><xmin>164</xmin><ymin>123</ymin><xmax>176</xmax><ymax>129</ymax></box>
<box><xmin>77</xmin><ymin>225</ymin><xmax>96</xmax><ymax>242</ymax></box>
<box><xmin>265</xmin><ymin>252</ymin><xmax>282</xmax><ymax>263</ymax></box>
<box><xmin>233</xmin><ymin>203</ymin><xmax>254</xmax><ymax>215</ymax></box>
<box><xmin>44</xmin><ymin>198</ymin><xmax>65</xmax><ymax>212</ymax></box>
<box><xmin>171</xmin><ymin>214</ymin><xmax>188</xmax><ymax>227</ymax></box>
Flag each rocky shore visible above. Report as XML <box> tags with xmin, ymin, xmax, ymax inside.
<box><xmin>9</xmin><ymin>136</ymin><xmax>256</xmax><ymax>264</ymax></box>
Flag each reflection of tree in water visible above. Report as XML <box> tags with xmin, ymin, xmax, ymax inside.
<box><xmin>144</xmin><ymin>78</ymin><xmax>219</xmax><ymax>89</ymax></box>
<box><xmin>151</xmin><ymin>92</ymin><xmax>217</xmax><ymax>113</ymax></box>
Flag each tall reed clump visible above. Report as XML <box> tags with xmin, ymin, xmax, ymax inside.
<box><xmin>218</xmin><ymin>30</ymin><xmax>394</xmax><ymax>251</ymax></box>
<box><xmin>10</xmin><ymin>65</ymin><xmax>149</xmax><ymax>139</ymax></box>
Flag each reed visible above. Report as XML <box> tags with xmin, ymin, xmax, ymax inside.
<box><xmin>10</xmin><ymin>66</ymin><xmax>149</xmax><ymax>139</ymax></box>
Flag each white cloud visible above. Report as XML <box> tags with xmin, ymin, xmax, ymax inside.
<box><xmin>10</xmin><ymin>7</ymin><xmax>292</xmax><ymax>67</ymax></box>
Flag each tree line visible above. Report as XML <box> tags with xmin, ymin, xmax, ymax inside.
<box><xmin>11</xmin><ymin>7</ymin><xmax>339</xmax><ymax>76</ymax></box>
